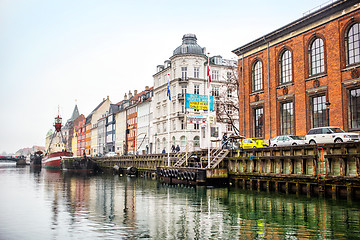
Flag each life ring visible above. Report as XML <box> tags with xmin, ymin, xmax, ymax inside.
<box><xmin>184</xmin><ymin>172</ymin><xmax>189</xmax><ymax>180</ymax></box>
<box><xmin>190</xmin><ymin>172</ymin><xmax>196</xmax><ymax>181</ymax></box>
<box><xmin>174</xmin><ymin>169</ymin><xmax>179</xmax><ymax>178</ymax></box>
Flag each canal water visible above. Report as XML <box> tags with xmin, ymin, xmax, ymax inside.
<box><xmin>1</xmin><ymin>163</ymin><xmax>360</xmax><ymax>240</ymax></box>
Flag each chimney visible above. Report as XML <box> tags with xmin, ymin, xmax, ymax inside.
<box><xmin>145</xmin><ymin>86</ymin><xmax>149</xmax><ymax>90</ymax></box>
<box><xmin>134</xmin><ymin>90</ymin><xmax>138</xmax><ymax>95</ymax></box>
<box><xmin>128</xmin><ymin>91</ymin><xmax>133</xmax><ymax>98</ymax></box>
<box><xmin>124</xmin><ymin>93</ymin><xmax>127</xmax><ymax>100</ymax></box>
<box><xmin>107</xmin><ymin>95</ymin><xmax>109</xmax><ymax>100</ymax></box>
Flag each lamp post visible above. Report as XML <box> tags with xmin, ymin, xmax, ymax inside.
<box><xmin>325</xmin><ymin>101</ymin><xmax>331</xmax><ymax>126</ymax></box>
<box><xmin>154</xmin><ymin>133</ymin><xmax>157</xmax><ymax>154</ymax></box>
<box><xmin>125</xmin><ymin>124</ymin><xmax>129</xmax><ymax>155</ymax></box>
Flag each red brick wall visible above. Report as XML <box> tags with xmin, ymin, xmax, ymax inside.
<box><xmin>238</xmin><ymin>9</ymin><xmax>360</xmax><ymax>139</ymax></box>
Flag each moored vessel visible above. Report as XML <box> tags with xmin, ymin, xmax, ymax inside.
<box><xmin>42</xmin><ymin>151</ymin><xmax>72</xmax><ymax>169</ymax></box>
<box><xmin>43</xmin><ymin>111</ymin><xmax>73</xmax><ymax>169</ymax></box>
<box><xmin>30</xmin><ymin>150</ymin><xmax>43</xmax><ymax>167</ymax></box>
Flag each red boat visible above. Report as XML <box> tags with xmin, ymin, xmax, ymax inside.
<box><xmin>42</xmin><ymin>151</ymin><xmax>72</xmax><ymax>169</ymax></box>
<box><xmin>43</xmin><ymin>111</ymin><xmax>73</xmax><ymax>169</ymax></box>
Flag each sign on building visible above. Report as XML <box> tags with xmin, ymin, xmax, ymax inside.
<box><xmin>186</xmin><ymin>114</ymin><xmax>207</xmax><ymax>123</ymax></box>
<box><xmin>185</xmin><ymin>93</ymin><xmax>213</xmax><ymax>111</ymax></box>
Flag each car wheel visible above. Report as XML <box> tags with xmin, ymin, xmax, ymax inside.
<box><xmin>292</xmin><ymin>143</ymin><xmax>297</xmax><ymax>146</ymax></box>
<box><xmin>253</xmin><ymin>146</ymin><xmax>257</xmax><ymax>149</ymax></box>
<box><xmin>273</xmin><ymin>144</ymin><xmax>277</xmax><ymax>147</ymax></box>
<box><xmin>335</xmin><ymin>138</ymin><xmax>343</xmax><ymax>143</ymax></box>
<box><xmin>309</xmin><ymin>140</ymin><xmax>316</xmax><ymax>145</ymax></box>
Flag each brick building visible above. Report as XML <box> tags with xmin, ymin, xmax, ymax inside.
<box><xmin>232</xmin><ymin>0</ymin><xmax>360</xmax><ymax>140</ymax></box>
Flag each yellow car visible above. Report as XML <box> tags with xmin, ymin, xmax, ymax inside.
<box><xmin>240</xmin><ymin>138</ymin><xmax>268</xmax><ymax>149</ymax></box>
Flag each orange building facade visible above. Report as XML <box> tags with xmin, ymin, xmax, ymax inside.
<box><xmin>233</xmin><ymin>0</ymin><xmax>360</xmax><ymax>139</ymax></box>
<box><xmin>84</xmin><ymin>122</ymin><xmax>91</xmax><ymax>156</ymax></box>
<box><xmin>75</xmin><ymin>115</ymin><xmax>86</xmax><ymax>157</ymax></box>
<box><xmin>127</xmin><ymin>105</ymin><xmax>138</xmax><ymax>154</ymax></box>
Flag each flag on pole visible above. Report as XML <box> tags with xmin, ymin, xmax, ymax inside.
<box><xmin>167</xmin><ymin>74</ymin><xmax>171</xmax><ymax>101</ymax></box>
<box><xmin>207</xmin><ymin>54</ymin><xmax>211</xmax><ymax>88</ymax></box>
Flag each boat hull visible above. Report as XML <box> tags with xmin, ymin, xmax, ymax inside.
<box><xmin>42</xmin><ymin>152</ymin><xmax>73</xmax><ymax>169</ymax></box>
<box><xmin>62</xmin><ymin>156</ymin><xmax>99</xmax><ymax>172</ymax></box>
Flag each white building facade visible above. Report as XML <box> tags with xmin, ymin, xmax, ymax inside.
<box><xmin>137</xmin><ymin>88</ymin><xmax>153</xmax><ymax>154</ymax></box>
<box><xmin>152</xmin><ymin>34</ymin><xmax>238</xmax><ymax>153</ymax></box>
<box><xmin>114</xmin><ymin>108</ymin><xmax>127</xmax><ymax>155</ymax></box>
<box><xmin>90</xmin><ymin>96</ymin><xmax>111</xmax><ymax>156</ymax></box>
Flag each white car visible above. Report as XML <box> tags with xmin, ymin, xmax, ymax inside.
<box><xmin>270</xmin><ymin>135</ymin><xmax>305</xmax><ymax>147</ymax></box>
<box><xmin>104</xmin><ymin>152</ymin><xmax>117</xmax><ymax>157</ymax></box>
<box><xmin>304</xmin><ymin>127</ymin><xmax>359</xmax><ymax>144</ymax></box>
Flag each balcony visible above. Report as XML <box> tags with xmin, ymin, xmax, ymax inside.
<box><xmin>178</xmin><ymin>93</ymin><xmax>185</xmax><ymax>100</ymax></box>
<box><xmin>177</xmin><ymin>111</ymin><xmax>185</xmax><ymax>118</ymax></box>
<box><xmin>178</xmin><ymin>77</ymin><xmax>188</xmax><ymax>84</ymax></box>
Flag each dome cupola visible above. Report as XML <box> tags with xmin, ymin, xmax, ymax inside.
<box><xmin>172</xmin><ymin>34</ymin><xmax>205</xmax><ymax>56</ymax></box>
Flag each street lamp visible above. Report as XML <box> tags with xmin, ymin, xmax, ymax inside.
<box><xmin>325</xmin><ymin>101</ymin><xmax>331</xmax><ymax>126</ymax></box>
<box><xmin>154</xmin><ymin>133</ymin><xmax>157</xmax><ymax>154</ymax></box>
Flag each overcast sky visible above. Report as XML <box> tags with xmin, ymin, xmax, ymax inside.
<box><xmin>0</xmin><ymin>0</ymin><xmax>330</xmax><ymax>154</ymax></box>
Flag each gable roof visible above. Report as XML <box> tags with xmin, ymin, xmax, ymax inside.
<box><xmin>85</xmin><ymin>98</ymin><xmax>108</xmax><ymax>123</ymax></box>
<box><xmin>70</xmin><ymin>104</ymin><xmax>80</xmax><ymax>122</ymax></box>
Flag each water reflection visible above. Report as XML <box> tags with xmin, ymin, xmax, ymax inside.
<box><xmin>0</xmin><ymin>165</ymin><xmax>360</xmax><ymax>239</ymax></box>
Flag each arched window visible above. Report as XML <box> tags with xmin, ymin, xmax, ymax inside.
<box><xmin>252</xmin><ymin>60</ymin><xmax>263</xmax><ymax>92</ymax></box>
<box><xmin>310</xmin><ymin>38</ymin><xmax>325</xmax><ymax>75</ymax></box>
<box><xmin>162</xmin><ymin>138</ymin><xmax>166</xmax><ymax>152</ymax></box>
<box><xmin>180</xmin><ymin>136</ymin><xmax>186</xmax><ymax>149</ymax></box>
<box><xmin>172</xmin><ymin>136</ymin><xmax>176</xmax><ymax>146</ymax></box>
<box><xmin>280</xmin><ymin>50</ymin><xmax>292</xmax><ymax>83</ymax></box>
<box><xmin>347</xmin><ymin>23</ymin><xmax>360</xmax><ymax>65</ymax></box>
<box><xmin>193</xmin><ymin>136</ymin><xmax>200</xmax><ymax>148</ymax></box>
<box><xmin>156</xmin><ymin>138</ymin><xmax>160</xmax><ymax>153</ymax></box>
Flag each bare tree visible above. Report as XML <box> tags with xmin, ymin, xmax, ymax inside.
<box><xmin>213</xmin><ymin>65</ymin><xmax>240</xmax><ymax>135</ymax></box>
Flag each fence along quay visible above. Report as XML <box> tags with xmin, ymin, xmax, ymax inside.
<box><xmin>67</xmin><ymin>142</ymin><xmax>360</xmax><ymax>199</ymax></box>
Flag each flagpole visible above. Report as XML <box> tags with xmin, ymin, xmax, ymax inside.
<box><xmin>167</xmin><ymin>74</ymin><xmax>171</xmax><ymax>167</ymax></box>
<box><xmin>185</xmin><ymin>114</ymin><xmax>188</xmax><ymax>166</ymax></box>
<box><xmin>207</xmin><ymin>53</ymin><xmax>211</xmax><ymax>168</ymax></box>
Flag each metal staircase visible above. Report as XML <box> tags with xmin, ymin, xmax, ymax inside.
<box><xmin>173</xmin><ymin>152</ymin><xmax>188</xmax><ymax>167</ymax></box>
<box><xmin>207</xmin><ymin>149</ymin><xmax>229</xmax><ymax>169</ymax></box>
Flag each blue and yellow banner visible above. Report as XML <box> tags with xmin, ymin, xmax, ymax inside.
<box><xmin>185</xmin><ymin>93</ymin><xmax>213</xmax><ymax>111</ymax></box>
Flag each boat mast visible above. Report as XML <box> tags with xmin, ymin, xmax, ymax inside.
<box><xmin>46</xmin><ymin>106</ymin><xmax>66</xmax><ymax>154</ymax></box>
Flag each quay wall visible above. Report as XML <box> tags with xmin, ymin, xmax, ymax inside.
<box><xmin>227</xmin><ymin>142</ymin><xmax>360</xmax><ymax>199</ymax></box>
<box><xmin>91</xmin><ymin>142</ymin><xmax>360</xmax><ymax>198</ymax></box>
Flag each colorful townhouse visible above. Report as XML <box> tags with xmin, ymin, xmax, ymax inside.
<box><xmin>77</xmin><ymin>118</ymin><xmax>86</xmax><ymax>157</ymax></box>
<box><xmin>90</xmin><ymin>96</ymin><xmax>111</xmax><ymax>156</ymax></box>
<box><xmin>136</xmin><ymin>87</ymin><xmax>153</xmax><ymax>154</ymax></box>
<box><xmin>72</xmin><ymin>114</ymin><xmax>85</xmax><ymax>157</ymax></box>
<box><xmin>114</xmin><ymin>98</ymin><xmax>130</xmax><ymax>155</ymax></box>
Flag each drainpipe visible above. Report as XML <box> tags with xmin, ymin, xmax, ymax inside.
<box><xmin>264</xmin><ymin>37</ymin><xmax>271</xmax><ymax>139</ymax></box>
<box><xmin>241</xmin><ymin>54</ymin><xmax>245</xmax><ymax>136</ymax></box>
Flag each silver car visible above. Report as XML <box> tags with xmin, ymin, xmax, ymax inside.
<box><xmin>270</xmin><ymin>135</ymin><xmax>305</xmax><ymax>147</ymax></box>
